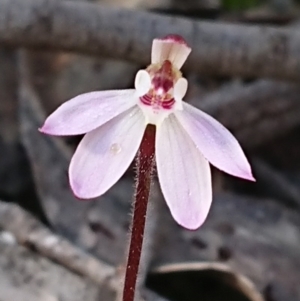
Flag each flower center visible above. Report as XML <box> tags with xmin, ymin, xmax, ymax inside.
<box><xmin>140</xmin><ymin>60</ymin><xmax>180</xmax><ymax>111</ymax></box>
<box><xmin>135</xmin><ymin>60</ymin><xmax>187</xmax><ymax>126</ymax></box>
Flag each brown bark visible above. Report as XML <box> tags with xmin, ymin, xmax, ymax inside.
<box><xmin>1</xmin><ymin>0</ymin><xmax>300</xmax><ymax>80</ymax></box>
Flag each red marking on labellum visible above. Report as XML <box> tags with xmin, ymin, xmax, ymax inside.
<box><xmin>140</xmin><ymin>94</ymin><xmax>175</xmax><ymax>110</ymax></box>
<box><xmin>161</xmin><ymin>99</ymin><xmax>175</xmax><ymax>109</ymax></box>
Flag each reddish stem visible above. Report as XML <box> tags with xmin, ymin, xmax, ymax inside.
<box><xmin>122</xmin><ymin>125</ymin><xmax>156</xmax><ymax>301</ymax></box>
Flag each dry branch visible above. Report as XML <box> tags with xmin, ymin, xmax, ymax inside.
<box><xmin>1</xmin><ymin>0</ymin><xmax>300</xmax><ymax>80</ymax></box>
<box><xmin>0</xmin><ymin>200</ymin><xmax>115</xmax><ymax>287</ymax></box>
<box><xmin>191</xmin><ymin>80</ymin><xmax>300</xmax><ymax>148</ymax></box>
<box><xmin>0</xmin><ymin>239</ymin><xmax>107</xmax><ymax>301</ymax></box>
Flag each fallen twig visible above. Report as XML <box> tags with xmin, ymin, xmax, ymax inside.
<box><xmin>1</xmin><ymin>0</ymin><xmax>300</xmax><ymax>80</ymax></box>
<box><xmin>192</xmin><ymin>80</ymin><xmax>300</xmax><ymax>148</ymax></box>
<box><xmin>0</xmin><ymin>200</ymin><xmax>115</xmax><ymax>286</ymax></box>
<box><xmin>0</xmin><ymin>238</ymin><xmax>108</xmax><ymax>301</ymax></box>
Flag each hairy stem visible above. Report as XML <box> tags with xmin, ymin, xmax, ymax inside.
<box><xmin>123</xmin><ymin>125</ymin><xmax>156</xmax><ymax>301</ymax></box>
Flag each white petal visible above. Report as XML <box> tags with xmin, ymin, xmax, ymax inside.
<box><xmin>134</xmin><ymin>70</ymin><xmax>151</xmax><ymax>97</ymax></box>
<box><xmin>151</xmin><ymin>35</ymin><xmax>192</xmax><ymax>69</ymax></box>
<box><xmin>174</xmin><ymin>77</ymin><xmax>188</xmax><ymax>103</ymax></box>
<box><xmin>176</xmin><ymin>103</ymin><xmax>255</xmax><ymax>181</ymax></box>
<box><xmin>69</xmin><ymin>106</ymin><xmax>146</xmax><ymax>199</ymax></box>
<box><xmin>40</xmin><ymin>89</ymin><xmax>137</xmax><ymax>136</ymax></box>
<box><xmin>156</xmin><ymin>115</ymin><xmax>212</xmax><ymax>230</ymax></box>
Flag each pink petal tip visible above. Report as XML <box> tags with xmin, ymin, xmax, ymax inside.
<box><xmin>159</xmin><ymin>34</ymin><xmax>189</xmax><ymax>46</ymax></box>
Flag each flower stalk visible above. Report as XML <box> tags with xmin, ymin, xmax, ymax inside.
<box><xmin>123</xmin><ymin>125</ymin><xmax>156</xmax><ymax>301</ymax></box>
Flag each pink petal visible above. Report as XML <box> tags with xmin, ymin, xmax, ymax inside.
<box><xmin>69</xmin><ymin>106</ymin><xmax>146</xmax><ymax>199</ymax></box>
<box><xmin>176</xmin><ymin>103</ymin><xmax>255</xmax><ymax>181</ymax></box>
<box><xmin>40</xmin><ymin>89</ymin><xmax>137</xmax><ymax>136</ymax></box>
<box><xmin>156</xmin><ymin>115</ymin><xmax>212</xmax><ymax>230</ymax></box>
<box><xmin>151</xmin><ymin>35</ymin><xmax>192</xmax><ymax>69</ymax></box>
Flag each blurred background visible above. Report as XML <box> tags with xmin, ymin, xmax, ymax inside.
<box><xmin>0</xmin><ymin>0</ymin><xmax>300</xmax><ymax>301</ymax></box>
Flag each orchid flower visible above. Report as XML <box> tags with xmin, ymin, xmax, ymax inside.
<box><xmin>40</xmin><ymin>35</ymin><xmax>254</xmax><ymax>230</ymax></box>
